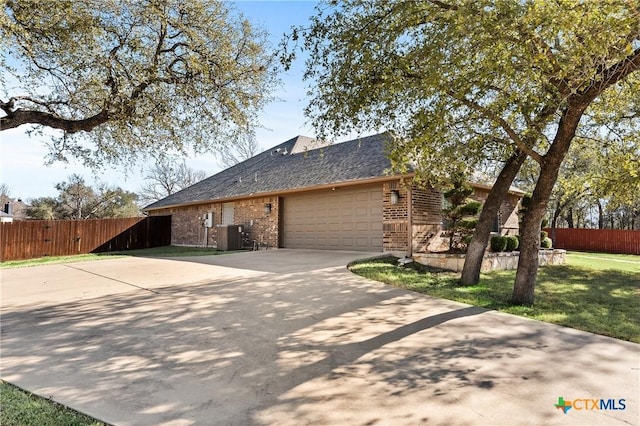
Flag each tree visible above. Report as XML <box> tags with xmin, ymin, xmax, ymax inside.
<box><xmin>0</xmin><ymin>183</ymin><xmax>10</xmax><ymax>197</ymax></box>
<box><xmin>441</xmin><ymin>176</ymin><xmax>482</xmax><ymax>252</ymax></box>
<box><xmin>0</xmin><ymin>0</ymin><xmax>277</xmax><ymax>167</ymax></box>
<box><xmin>297</xmin><ymin>0</ymin><xmax>640</xmax><ymax>304</ymax></box>
<box><xmin>139</xmin><ymin>159</ymin><xmax>207</xmax><ymax>205</ymax></box>
<box><xmin>27</xmin><ymin>174</ymin><xmax>140</xmax><ymax>219</ymax></box>
<box><xmin>27</xmin><ymin>197</ymin><xmax>58</xmax><ymax>220</ymax></box>
<box><xmin>217</xmin><ymin>130</ymin><xmax>260</xmax><ymax>168</ymax></box>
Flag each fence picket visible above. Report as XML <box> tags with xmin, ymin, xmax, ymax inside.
<box><xmin>1</xmin><ymin>216</ymin><xmax>171</xmax><ymax>261</ymax></box>
<box><xmin>545</xmin><ymin>228</ymin><xmax>640</xmax><ymax>255</ymax></box>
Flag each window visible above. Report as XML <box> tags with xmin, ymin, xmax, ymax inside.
<box><xmin>222</xmin><ymin>203</ymin><xmax>234</xmax><ymax>225</ymax></box>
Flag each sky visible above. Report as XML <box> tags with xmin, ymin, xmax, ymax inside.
<box><xmin>0</xmin><ymin>1</ymin><xmax>335</xmax><ymax>201</ymax></box>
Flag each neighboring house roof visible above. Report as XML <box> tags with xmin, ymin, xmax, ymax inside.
<box><xmin>0</xmin><ymin>195</ymin><xmax>31</xmax><ymax>220</ymax></box>
<box><xmin>145</xmin><ymin>133</ymin><xmax>394</xmax><ymax>210</ymax></box>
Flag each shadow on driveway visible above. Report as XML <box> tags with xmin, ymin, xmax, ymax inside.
<box><xmin>1</xmin><ymin>252</ymin><xmax>638</xmax><ymax>426</ymax></box>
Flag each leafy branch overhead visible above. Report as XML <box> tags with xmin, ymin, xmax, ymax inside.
<box><xmin>297</xmin><ymin>0</ymin><xmax>640</xmax><ymax>304</ymax></box>
<box><xmin>298</xmin><ymin>0</ymin><xmax>640</xmax><ymax>183</ymax></box>
<box><xmin>0</xmin><ymin>0</ymin><xmax>278</xmax><ymax>166</ymax></box>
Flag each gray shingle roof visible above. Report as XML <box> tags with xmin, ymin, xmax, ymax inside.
<box><xmin>145</xmin><ymin>133</ymin><xmax>394</xmax><ymax>210</ymax></box>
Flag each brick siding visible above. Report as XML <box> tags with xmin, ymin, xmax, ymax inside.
<box><xmin>151</xmin><ymin>181</ymin><xmax>521</xmax><ymax>253</ymax></box>
<box><xmin>382</xmin><ymin>182</ymin><xmax>408</xmax><ymax>252</ymax></box>
<box><xmin>148</xmin><ymin>196</ymin><xmax>279</xmax><ymax>248</ymax></box>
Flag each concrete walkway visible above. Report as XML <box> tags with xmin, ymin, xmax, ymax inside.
<box><xmin>1</xmin><ymin>249</ymin><xmax>638</xmax><ymax>425</ymax></box>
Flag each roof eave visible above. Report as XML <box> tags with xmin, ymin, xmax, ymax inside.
<box><xmin>143</xmin><ymin>174</ymin><xmax>410</xmax><ymax>212</ymax></box>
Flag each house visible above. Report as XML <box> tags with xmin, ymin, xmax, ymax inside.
<box><xmin>0</xmin><ymin>196</ymin><xmax>31</xmax><ymax>222</ymax></box>
<box><xmin>144</xmin><ymin>133</ymin><xmax>522</xmax><ymax>254</ymax></box>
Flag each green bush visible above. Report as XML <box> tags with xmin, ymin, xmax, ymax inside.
<box><xmin>458</xmin><ymin>201</ymin><xmax>482</xmax><ymax>216</ymax></box>
<box><xmin>505</xmin><ymin>235</ymin><xmax>519</xmax><ymax>251</ymax></box>
<box><xmin>459</xmin><ymin>219</ymin><xmax>479</xmax><ymax>229</ymax></box>
<box><xmin>540</xmin><ymin>230</ymin><xmax>548</xmax><ymax>240</ymax></box>
<box><xmin>490</xmin><ymin>235</ymin><xmax>507</xmax><ymax>252</ymax></box>
<box><xmin>541</xmin><ymin>237</ymin><xmax>553</xmax><ymax>248</ymax></box>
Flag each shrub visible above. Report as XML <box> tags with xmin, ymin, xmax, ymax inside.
<box><xmin>458</xmin><ymin>201</ymin><xmax>482</xmax><ymax>216</ymax></box>
<box><xmin>540</xmin><ymin>230</ymin><xmax>548</xmax><ymax>240</ymax></box>
<box><xmin>505</xmin><ymin>235</ymin><xmax>519</xmax><ymax>251</ymax></box>
<box><xmin>459</xmin><ymin>219</ymin><xmax>479</xmax><ymax>229</ymax></box>
<box><xmin>490</xmin><ymin>235</ymin><xmax>507</xmax><ymax>252</ymax></box>
<box><xmin>541</xmin><ymin>237</ymin><xmax>553</xmax><ymax>248</ymax></box>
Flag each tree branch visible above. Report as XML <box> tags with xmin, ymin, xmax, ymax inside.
<box><xmin>579</xmin><ymin>47</ymin><xmax>640</xmax><ymax>101</ymax></box>
<box><xmin>1</xmin><ymin>109</ymin><xmax>109</xmax><ymax>133</ymax></box>
<box><xmin>448</xmin><ymin>91</ymin><xmax>544</xmax><ymax>164</ymax></box>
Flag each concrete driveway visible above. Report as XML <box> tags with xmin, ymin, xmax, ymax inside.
<box><xmin>1</xmin><ymin>249</ymin><xmax>638</xmax><ymax>426</ymax></box>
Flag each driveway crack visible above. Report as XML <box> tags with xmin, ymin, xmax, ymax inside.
<box><xmin>63</xmin><ymin>264</ymin><xmax>160</xmax><ymax>294</ymax></box>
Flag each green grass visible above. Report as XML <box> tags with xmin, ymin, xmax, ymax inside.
<box><xmin>349</xmin><ymin>252</ymin><xmax>640</xmax><ymax>343</ymax></box>
<box><xmin>1</xmin><ymin>245</ymin><xmax>232</xmax><ymax>269</ymax></box>
<box><xmin>0</xmin><ymin>381</ymin><xmax>107</xmax><ymax>426</ymax></box>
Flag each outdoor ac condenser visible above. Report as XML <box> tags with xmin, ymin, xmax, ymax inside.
<box><xmin>217</xmin><ymin>225</ymin><xmax>242</xmax><ymax>251</ymax></box>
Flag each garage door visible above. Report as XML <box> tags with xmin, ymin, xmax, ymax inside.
<box><xmin>282</xmin><ymin>184</ymin><xmax>383</xmax><ymax>251</ymax></box>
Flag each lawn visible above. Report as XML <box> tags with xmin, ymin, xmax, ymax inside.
<box><xmin>0</xmin><ymin>381</ymin><xmax>106</xmax><ymax>426</ymax></box>
<box><xmin>1</xmin><ymin>245</ymin><xmax>231</xmax><ymax>269</ymax></box>
<box><xmin>349</xmin><ymin>251</ymin><xmax>640</xmax><ymax>343</ymax></box>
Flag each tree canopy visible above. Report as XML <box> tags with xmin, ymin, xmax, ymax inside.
<box><xmin>28</xmin><ymin>174</ymin><xmax>140</xmax><ymax>219</ymax></box>
<box><xmin>0</xmin><ymin>0</ymin><xmax>278</xmax><ymax>167</ymax></box>
<box><xmin>138</xmin><ymin>158</ymin><xmax>206</xmax><ymax>206</ymax></box>
<box><xmin>298</xmin><ymin>1</ymin><xmax>639</xmax><ymax>181</ymax></box>
<box><xmin>297</xmin><ymin>0</ymin><xmax>640</xmax><ymax>304</ymax></box>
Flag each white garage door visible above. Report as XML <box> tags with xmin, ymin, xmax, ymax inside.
<box><xmin>282</xmin><ymin>184</ymin><xmax>383</xmax><ymax>251</ymax></box>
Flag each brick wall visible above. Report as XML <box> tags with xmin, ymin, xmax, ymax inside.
<box><xmin>412</xmin><ymin>186</ymin><xmax>444</xmax><ymax>252</ymax></box>
<box><xmin>472</xmin><ymin>188</ymin><xmax>521</xmax><ymax>234</ymax></box>
<box><xmin>233</xmin><ymin>196</ymin><xmax>280</xmax><ymax>248</ymax></box>
<box><xmin>150</xmin><ymin>182</ymin><xmax>522</xmax><ymax>253</ymax></box>
<box><xmin>382</xmin><ymin>181</ymin><xmax>408</xmax><ymax>252</ymax></box>
<box><xmin>500</xmin><ymin>193</ymin><xmax>520</xmax><ymax>233</ymax></box>
<box><xmin>149</xmin><ymin>196</ymin><xmax>280</xmax><ymax>248</ymax></box>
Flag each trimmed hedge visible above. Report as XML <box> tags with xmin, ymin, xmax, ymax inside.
<box><xmin>505</xmin><ymin>235</ymin><xmax>519</xmax><ymax>251</ymax></box>
<box><xmin>490</xmin><ymin>235</ymin><xmax>507</xmax><ymax>252</ymax></box>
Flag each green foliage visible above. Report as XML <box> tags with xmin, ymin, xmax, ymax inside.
<box><xmin>505</xmin><ymin>235</ymin><xmax>519</xmax><ymax>252</ymax></box>
<box><xmin>297</xmin><ymin>1</ymin><xmax>640</xmax><ymax>188</ymax></box>
<box><xmin>27</xmin><ymin>174</ymin><xmax>140</xmax><ymax>219</ymax></box>
<box><xmin>1</xmin><ymin>381</ymin><xmax>105</xmax><ymax>425</ymax></box>
<box><xmin>541</xmin><ymin>237</ymin><xmax>553</xmax><ymax>249</ymax></box>
<box><xmin>544</xmin><ymin>137</ymin><xmax>640</xmax><ymax>229</ymax></box>
<box><xmin>459</xmin><ymin>219</ymin><xmax>479</xmax><ymax>230</ymax></box>
<box><xmin>349</xmin><ymin>253</ymin><xmax>640</xmax><ymax>343</ymax></box>
<box><xmin>1</xmin><ymin>0</ymin><xmax>277</xmax><ymax>167</ymax></box>
<box><xmin>458</xmin><ymin>201</ymin><xmax>482</xmax><ymax>217</ymax></box>
<box><xmin>442</xmin><ymin>176</ymin><xmax>482</xmax><ymax>252</ymax></box>
<box><xmin>490</xmin><ymin>235</ymin><xmax>508</xmax><ymax>252</ymax></box>
<box><xmin>540</xmin><ymin>230</ymin><xmax>548</xmax><ymax>240</ymax></box>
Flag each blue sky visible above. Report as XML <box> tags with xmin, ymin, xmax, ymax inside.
<box><xmin>0</xmin><ymin>1</ymin><xmax>333</xmax><ymax>201</ymax></box>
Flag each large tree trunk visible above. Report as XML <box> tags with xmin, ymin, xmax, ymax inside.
<box><xmin>460</xmin><ymin>150</ymin><xmax>526</xmax><ymax>286</ymax></box>
<box><xmin>512</xmin><ymin>107</ymin><xmax>585</xmax><ymax>305</ymax></box>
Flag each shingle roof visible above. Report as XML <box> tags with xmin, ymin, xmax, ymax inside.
<box><xmin>145</xmin><ymin>133</ymin><xmax>394</xmax><ymax>210</ymax></box>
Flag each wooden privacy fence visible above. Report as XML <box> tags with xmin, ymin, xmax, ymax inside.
<box><xmin>545</xmin><ymin>228</ymin><xmax>640</xmax><ymax>255</ymax></box>
<box><xmin>0</xmin><ymin>216</ymin><xmax>171</xmax><ymax>261</ymax></box>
